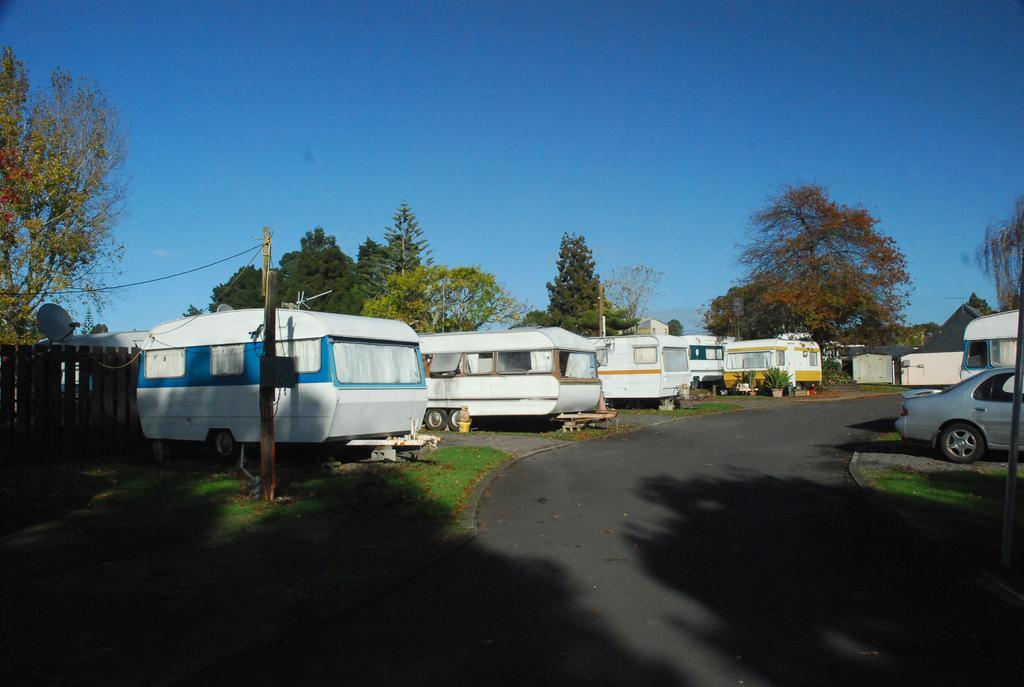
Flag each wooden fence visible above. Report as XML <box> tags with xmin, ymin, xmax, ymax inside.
<box><xmin>0</xmin><ymin>344</ymin><xmax>145</xmax><ymax>463</ymax></box>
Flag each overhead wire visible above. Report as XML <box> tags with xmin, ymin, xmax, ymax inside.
<box><xmin>3</xmin><ymin>243</ymin><xmax>263</xmax><ymax>297</ymax></box>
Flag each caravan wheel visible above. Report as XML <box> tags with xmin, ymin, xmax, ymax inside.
<box><xmin>423</xmin><ymin>408</ymin><xmax>448</xmax><ymax>431</ymax></box>
<box><xmin>208</xmin><ymin>429</ymin><xmax>237</xmax><ymax>460</ymax></box>
<box><xmin>447</xmin><ymin>408</ymin><xmax>464</xmax><ymax>432</ymax></box>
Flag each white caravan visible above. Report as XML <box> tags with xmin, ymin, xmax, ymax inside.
<box><xmin>678</xmin><ymin>334</ymin><xmax>727</xmax><ymax>388</ymax></box>
<box><xmin>723</xmin><ymin>338</ymin><xmax>822</xmax><ymax>390</ymax></box>
<box><xmin>961</xmin><ymin>310</ymin><xmax>1018</xmax><ymax>379</ymax></box>
<box><xmin>137</xmin><ymin>309</ymin><xmax>427</xmax><ymax>453</ymax></box>
<box><xmin>590</xmin><ymin>334</ymin><xmax>694</xmax><ymax>403</ymax></box>
<box><xmin>419</xmin><ymin>327</ymin><xmax>601</xmax><ymax>430</ymax></box>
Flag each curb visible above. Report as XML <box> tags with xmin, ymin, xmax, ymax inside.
<box><xmin>849</xmin><ymin>451</ymin><xmax>1024</xmax><ymax>610</ymax></box>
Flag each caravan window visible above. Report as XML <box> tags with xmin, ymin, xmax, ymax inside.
<box><xmin>991</xmin><ymin>339</ymin><xmax>1016</xmax><ymax>367</ymax></box>
<box><xmin>633</xmin><ymin>346</ymin><xmax>658</xmax><ymax>364</ymax></box>
<box><xmin>333</xmin><ymin>341</ymin><xmax>421</xmax><ymax>384</ymax></box>
<box><xmin>726</xmin><ymin>351</ymin><xmax>773</xmax><ymax>370</ymax></box>
<box><xmin>663</xmin><ymin>348</ymin><xmax>688</xmax><ymax>372</ymax></box>
<box><xmin>465</xmin><ymin>352</ymin><xmax>494</xmax><ymax>375</ymax></box>
<box><xmin>595</xmin><ymin>347</ymin><xmax>608</xmax><ymax>366</ymax></box>
<box><xmin>709</xmin><ymin>347</ymin><xmax>723</xmax><ymax>360</ymax></box>
<box><xmin>560</xmin><ymin>351</ymin><xmax>598</xmax><ymax>379</ymax></box>
<box><xmin>775</xmin><ymin>350</ymin><xmax>786</xmax><ymax>366</ymax></box>
<box><xmin>144</xmin><ymin>348</ymin><xmax>185</xmax><ymax>379</ymax></box>
<box><xmin>966</xmin><ymin>341</ymin><xmax>989</xmax><ymax>368</ymax></box>
<box><xmin>429</xmin><ymin>352</ymin><xmax>462</xmax><ymax>378</ymax></box>
<box><xmin>809</xmin><ymin>351</ymin><xmax>819</xmax><ymax>366</ymax></box>
<box><xmin>497</xmin><ymin>350</ymin><xmax>553</xmax><ymax>374</ymax></box>
<box><xmin>211</xmin><ymin>344</ymin><xmax>245</xmax><ymax>376</ymax></box>
<box><xmin>277</xmin><ymin>338</ymin><xmax>321</xmax><ymax>373</ymax></box>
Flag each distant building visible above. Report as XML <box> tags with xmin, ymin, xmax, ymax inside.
<box><xmin>635</xmin><ymin>318</ymin><xmax>669</xmax><ymax>335</ymax></box>
<box><xmin>899</xmin><ymin>304</ymin><xmax>981</xmax><ymax>386</ymax></box>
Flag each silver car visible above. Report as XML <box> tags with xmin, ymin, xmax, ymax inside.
<box><xmin>896</xmin><ymin>367</ymin><xmax>1022</xmax><ymax>463</ymax></box>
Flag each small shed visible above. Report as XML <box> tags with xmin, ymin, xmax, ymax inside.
<box><xmin>852</xmin><ymin>353</ymin><xmax>893</xmax><ymax>384</ymax></box>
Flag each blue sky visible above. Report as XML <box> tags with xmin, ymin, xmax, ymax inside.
<box><xmin>3</xmin><ymin>0</ymin><xmax>1023</xmax><ymax>333</ymax></box>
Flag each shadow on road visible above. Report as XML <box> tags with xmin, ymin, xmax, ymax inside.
<box><xmin>626</xmin><ymin>471</ymin><xmax>1024</xmax><ymax>686</ymax></box>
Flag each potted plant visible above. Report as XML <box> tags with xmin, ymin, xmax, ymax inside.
<box><xmin>762</xmin><ymin>367</ymin><xmax>792</xmax><ymax>398</ymax></box>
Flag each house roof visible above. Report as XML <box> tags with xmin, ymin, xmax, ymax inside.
<box><xmin>915</xmin><ymin>304</ymin><xmax>982</xmax><ymax>354</ymax></box>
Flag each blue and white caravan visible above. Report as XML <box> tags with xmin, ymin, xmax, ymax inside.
<box><xmin>138</xmin><ymin>309</ymin><xmax>427</xmax><ymax>453</ymax></box>
<box><xmin>961</xmin><ymin>310</ymin><xmax>1018</xmax><ymax>380</ymax></box>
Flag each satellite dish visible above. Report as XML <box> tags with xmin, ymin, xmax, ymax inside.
<box><xmin>37</xmin><ymin>303</ymin><xmax>79</xmax><ymax>342</ymax></box>
<box><xmin>216</xmin><ymin>304</ymin><xmax>234</xmax><ymax>313</ymax></box>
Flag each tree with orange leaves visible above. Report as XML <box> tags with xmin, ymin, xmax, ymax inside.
<box><xmin>735</xmin><ymin>184</ymin><xmax>910</xmax><ymax>346</ymax></box>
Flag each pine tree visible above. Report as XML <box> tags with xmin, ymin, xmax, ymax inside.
<box><xmin>547</xmin><ymin>232</ymin><xmax>600</xmax><ymax>325</ymax></box>
<box><xmin>382</xmin><ymin>202</ymin><xmax>432</xmax><ymax>276</ymax></box>
<box><xmin>355</xmin><ymin>236</ymin><xmax>389</xmax><ymax>302</ymax></box>
<box><xmin>542</xmin><ymin>232</ymin><xmax>637</xmax><ymax>335</ymax></box>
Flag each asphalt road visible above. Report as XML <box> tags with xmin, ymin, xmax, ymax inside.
<box><xmin>197</xmin><ymin>397</ymin><xmax>1024</xmax><ymax>686</ymax></box>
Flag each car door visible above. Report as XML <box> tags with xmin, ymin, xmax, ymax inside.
<box><xmin>969</xmin><ymin>372</ymin><xmax>1015</xmax><ymax>448</ymax></box>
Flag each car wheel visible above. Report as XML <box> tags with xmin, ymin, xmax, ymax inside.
<box><xmin>447</xmin><ymin>408</ymin><xmax>463</xmax><ymax>432</ymax></box>
<box><xmin>939</xmin><ymin>422</ymin><xmax>986</xmax><ymax>463</ymax></box>
<box><xmin>423</xmin><ymin>408</ymin><xmax>448</xmax><ymax>431</ymax></box>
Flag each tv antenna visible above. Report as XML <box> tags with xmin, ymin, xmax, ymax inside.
<box><xmin>295</xmin><ymin>290</ymin><xmax>333</xmax><ymax>309</ymax></box>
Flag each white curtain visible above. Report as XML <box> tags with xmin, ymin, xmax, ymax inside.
<box><xmin>561</xmin><ymin>351</ymin><xmax>597</xmax><ymax>379</ymax></box>
<box><xmin>496</xmin><ymin>350</ymin><xmax>553</xmax><ymax>373</ymax></box>
<box><xmin>334</xmin><ymin>342</ymin><xmax>421</xmax><ymax>384</ymax></box>
<box><xmin>531</xmin><ymin>350</ymin><xmax>553</xmax><ymax>372</ymax></box>
<box><xmin>992</xmin><ymin>339</ymin><xmax>1017</xmax><ymax>367</ymax></box>
<box><xmin>465</xmin><ymin>353</ymin><xmax>494</xmax><ymax>374</ymax></box>
<box><xmin>726</xmin><ymin>352</ymin><xmax>773</xmax><ymax>370</ymax></box>
<box><xmin>145</xmin><ymin>349</ymin><xmax>185</xmax><ymax>378</ymax></box>
<box><xmin>211</xmin><ymin>344</ymin><xmax>245</xmax><ymax>376</ymax></box>
<box><xmin>276</xmin><ymin>338</ymin><xmax>322</xmax><ymax>373</ymax></box>
<box><xmin>775</xmin><ymin>350</ymin><xmax>786</xmax><ymax>366</ymax></box>
<box><xmin>633</xmin><ymin>346</ymin><xmax>658</xmax><ymax>364</ymax></box>
<box><xmin>663</xmin><ymin>348</ymin><xmax>688</xmax><ymax>372</ymax></box>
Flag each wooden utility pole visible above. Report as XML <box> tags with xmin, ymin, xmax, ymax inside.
<box><xmin>260</xmin><ymin>228</ymin><xmax>277</xmax><ymax>501</ymax></box>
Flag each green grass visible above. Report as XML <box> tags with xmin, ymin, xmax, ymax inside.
<box><xmin>859</xmin><ymin>384</ymin><xmax>912</xmax><ymax>393</ymax></box>
<box><xmin>0</xmin><ymin>446</ymin><xmax>509</xmax><ymax>686</ymax></box>
<box><xmin>618</xmin><ymin>402</ymin><xmax>743</xmax><ymax>417</ymax></box>
<box><xmin>870</xmin><ymin>468</ymin><xmax>1024</xmax><ymax>525</ymax></box>
<box><xmin>873</xmin><ymin>431</ymin><xmax>902</xmax><ymax>442</ymax></box>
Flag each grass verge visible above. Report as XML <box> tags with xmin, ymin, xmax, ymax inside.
<box><xmin>868</xmin><ymin>467</ymin><xmax>1024</xmax><ymax>527</ymax></box>
<box><xmin>1</xmin><ymin>446</ymin><xmax>508</xmax><ymax>686</ymax></box>
<box><xmin>618</xmin><ymin>402</ymin><xmax>743</xmax><ymax>417</ymax></box>
<box><xmin>859</xmin><ymin>384</ymin><xmax>913</xmax><ymax>394</ymax></box>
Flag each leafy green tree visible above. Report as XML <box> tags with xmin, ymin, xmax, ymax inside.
<box><xmin>278</xmin><ymin>226</ymin><xmax>361</xmax><ymax>313</ymax></box>
<box><xmin>182</xmin><ymin>304</ymin><xmax>205</xmax><ymax>317</ymax></box>
<box><xmin>894</xmin><ymin>321</ymin><xmax>940</xmax><ymax>347</ymax></box>
<box><xmin>210</xmin><ymin>266</ymin><xmax>263</xmax><ymax>310</ymax></box>
<box><xmin>0</xmin><ymin>47</ymin><xmax>126</xmax><ymax>342</ymax></box>
<box><xmin>966</xmin><ymin>292</ymin><xmax>994</xmax><ymax>315</ymax></box>
<box><xmin>977</xmin><ymin>195</ymin><xmax>1024</xmax><ymax>310</ymax></box>
<box><xmin>382</xmin><ymin>202</ymin><xmax>432</xmax><ymax>277</ymax></box>
<box><xmin>667</xmin><ymin>319</ymin><xmax>683</xmax><ymax>336</ymax></box>
<box><xmin>362</xmin><ymin>265</ymin><xmax>524</xmax><ymax>333</ymax></box>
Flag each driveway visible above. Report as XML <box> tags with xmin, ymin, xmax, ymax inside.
<box><xmin>195</xmin><ymin>396</ymin><xmax>1024</xmax><ymax>686</ymax></box>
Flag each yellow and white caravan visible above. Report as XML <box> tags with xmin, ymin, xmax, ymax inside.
<box><xmin>723</xmin><ymin>338</ymin><xmax>822</xmax><ymax>390</ymax></box>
